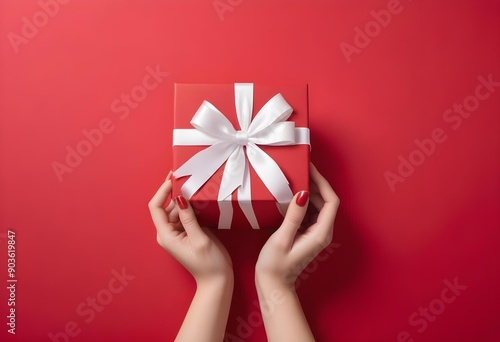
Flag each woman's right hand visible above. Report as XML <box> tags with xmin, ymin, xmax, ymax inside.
<box><xmin>255</xmin><ymin>163</ymin><xmax>339</xmax><ymax>342</ymax></box>
<box><xmin>255</xmin><ymin>163</ymin><xmax>340</xmax><ymax>290</ymax></box>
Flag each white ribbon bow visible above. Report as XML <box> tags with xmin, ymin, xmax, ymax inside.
<box><xmin>173</xmin><ymin>83</ymin><xmax>309</xmax><ymax>229</ymax></box>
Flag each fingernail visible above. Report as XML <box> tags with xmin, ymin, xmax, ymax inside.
<box><xmin>175</xmin><ymin>195</ymin><xmax>188</xmax><ymax>210</ymax></box>
<box><xmin>166</xmin><ymin>170</ymin><xmax>173</xmax><ymax>181</ymax></box>
<box><xmin>296</xmin><ymin>191</ymin><xmax>309</xmax><ymax>207</ymax></box>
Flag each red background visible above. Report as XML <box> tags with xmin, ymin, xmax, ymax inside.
<box><xmin>1</xmin><ymin>0</ymin><xmax>499</xmax><ymax>341</ymax></box>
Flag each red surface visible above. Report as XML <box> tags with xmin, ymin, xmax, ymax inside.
<box><xmin>172</xmin><ymin>83</ymin><xmax>309</xmax><ymax>229</ymax></box>
<box><xmin>0</xmin><ymin>0</ymin><xmax>499</xmax><ymax>341</ymax></box>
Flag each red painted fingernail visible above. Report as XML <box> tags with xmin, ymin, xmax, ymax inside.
<box><xmin>175</xmin><ymin>195</ymin><xmax>188</xmax><ymax>210</ymax></box>
<box><xmin>166</xmin><ymin>170</ymin><xmax>173</xmax><ymax>181</ymax></box>
<box><xmin>296</xmin><ymin>191</ymin><xmax>309</xmax><ymax>207</ymax></box>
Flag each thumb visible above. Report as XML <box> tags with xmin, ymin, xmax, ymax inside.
<box><xmin>276</xmin><ymin>191</ymin><xmax>309</xmax><ymax>247</ymax></box>
<box><xmin>175</xmin><ymin>195</ymin><xmax>206</xmax><ymax>242</ymax></box>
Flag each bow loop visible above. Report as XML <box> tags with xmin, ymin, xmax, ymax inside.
<box><xmin>249</xmin><ymin>122</ymin><xmax>296</xmax><ymax>145</ymax></box>
<box><xmin>191</xmin><ymin>101</ymin><xmax>237</xmax><ymax>140</ymax></box>
<box><xmin>248</xmin><ymin>93</ymin><xmax>293</xmax><ymax>135</ymax></box>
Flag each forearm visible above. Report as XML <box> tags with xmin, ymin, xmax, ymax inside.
<box><xmin>176</xmin><ymin>274</ymin><xmax>234</xmax><ymax>342</ymax></box>
<box><xmin>256</xmin><ymin>276</ymin><xmax>315</xmax><ymax>342</ymax></box>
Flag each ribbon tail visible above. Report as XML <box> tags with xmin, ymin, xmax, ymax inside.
<box><xmin>218</xmin><ymin>147</ymin><xmax>245</xmax><ymax>200</ymax></box>
<box><xmin>174</xmin><ymin>141</ymin><xmax>237</xmax><ymax>199</ymax></box>
<box><xmin>217</xmin><ymin>147</ymin><xmax>245</xmax><ymax>229</ymax></box>
<box><xmin>218</xmin><ymin>200</ymin><xmax>232</xmax><ymax>229</ymax></box>
<box><xmin>246</xmin><ymin>143</ymin><xmax>293</xmax><ymax>204</ymax></box>
<box><xmin>276</xmin><ymin>202</ymin><xmax>288</xmax><ymax>217</ymax></box>
<box><xmin>217</xmin><ymin>147</ymin><xmax>259</xmax><ymax>229</ymax></box>
<box><xmin>238</xmin><ymin>157</ymin><xmax>260</xmax><ymax>229</ymax></box>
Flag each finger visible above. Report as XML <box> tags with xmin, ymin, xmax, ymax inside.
<box><xmin>309</xmin><ymin>191</ymin><xmax>325</xmax><ymax>212</ymax></box>
<box><xmin>164</xmin><ymin>199</ymin><xmax>180</xmax><ymax>223</ymax></box>
<box><xmin>300</xmin><ymin>204</ymin><xmax>319</xmax><ymax>231</ymax></box>
<box><xmin>165</xmin><ymin>198</ymin><xmax>176</xmax><ymax>212</ymax></box>
<box><xmin>309</xmin><ymin>163</ymin><xmax>340</xmax><ymax>243</ymax></box>
<box><xmin>276</xmin><ymin>191</ymin><xmax>310</xmax><ymax>249</ymax></box>
<box><xmin>168</xmin><ymin>206</ymin><xmax>180</xmax><ymax>223</ymax></box>
<box><xmin>175</xmin><ymin>195</ymin><xmax>208</xmax><ymax>244</ymax></box>
<box><xmin>148</xmin><ymin>178</ymin><xmax>174</xmax><ymax>233</ymax></box>
<box><xmin>309</xmin><ymin>174</ymin><xmax>320</xmax><ymax>194</ymax></box>
<box><xmin>310</xmin><ymin>163</ymin><xmax>338</xmax><ymax>203</ymax></box>
<box><xmin>308</xmin><ymin>169</ymin><xmax>324</xmax><ymax>211</ymax></box>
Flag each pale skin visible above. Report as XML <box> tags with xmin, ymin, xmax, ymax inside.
<box><xmin>149</xmin><ymin>163</ymin><xmax>339</xmax><ymax>342</ymax></box>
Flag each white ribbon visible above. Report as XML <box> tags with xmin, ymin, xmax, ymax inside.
<box><xmin>173</xmin><ymin>83</ymin><xmax>310</xmax><ymax>229</ymax></box>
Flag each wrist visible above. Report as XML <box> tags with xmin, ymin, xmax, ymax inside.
<box><xmin>255</xmin><ymin>275</ymin><xmax>298</xmax><ymax>320</ymax></box>
<box><xmin>255</xmin><ymin>272</ymin><xmax>295</xmax><ymax>297</ymax></box>
<box><xmin>196</xmin><ymin>269</ymin><xmax>234</xmax><ymax>293</ymax></box>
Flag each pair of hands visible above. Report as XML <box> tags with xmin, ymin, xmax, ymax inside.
<box><xmin>149</xmin><ymin>163</ymin><xmax>339</xmax><ymax>341</ymax></box>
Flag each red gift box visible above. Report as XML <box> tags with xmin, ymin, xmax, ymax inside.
<box><xmin>172</xmin><ymin>83</ymin><xmax>310</xmax><ymax>229</ymax></box>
